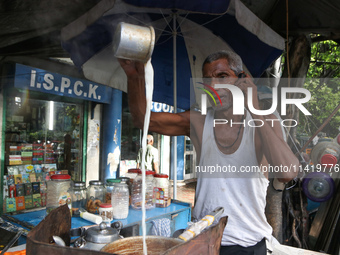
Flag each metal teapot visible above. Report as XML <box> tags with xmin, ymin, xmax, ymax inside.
<box><xmin>73</xmin><ymin>221</ymin><xmax>122</xmax><ymax>250</ymax></box>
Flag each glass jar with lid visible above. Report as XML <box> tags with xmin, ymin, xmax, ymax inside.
<box><xmin>118</xmin><ymin>177</ymin><xmax>131</xmax><ymax>205</ymax></box>
<box><xmin>123</xmin><ymin>169</ymin><xmax>139</xmax><ymax>185</ymax></box>
<box><xmin>105</xmin><ymin>179</ymin><xmax>121</xmax><ymax>204</ymax></box>
<box><xmin>72</xmin><ymin>181</ymin><xmax>86</xmax><ymax>217</ymax></box>
<box><xmin>153</xmin><ymin>174</ymin><xmax>171</xmax><ymax>207</ymax></box>
<box><xmin>118</xmin><ymin>177</ymin><xmax>131</xmax><ymax>186</ymax></box>
<box><xmin>111</xmin><ymin>181</ymin><xmax>129</xmax><ymax>219</ymax></box>
<box><xmin>46</xmin><ymin>174</ymin><xmax>72</xmax><ymax>215</ymax></box>
<box><xmin>86</xmin><ymin>180</ymin><xmax>105</xmax><ymax>214</ymax></box>
<box><xmin>131</xmin><ymin>170</ymin><xmax>155</xmax><ymax>210</ymax></box>
<box><xmin>99</xmin><ymin>203</ymin><xmax>114</xmax><ymax>223</ymax></box>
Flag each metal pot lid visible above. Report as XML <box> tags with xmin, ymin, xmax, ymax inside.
<box><xmin>86</xmin><ymin>222</ymin><xmax>119</xmax><ymax>244</ymax></box>
<box><xmin>73</xmin><ymin>181</ymin><xmax>86</xmax><ymax>187</ymax></box>
<box><xmin>89</xmin><ymin>180</ymin><xmax>103</xmax><ymax>186</ymax></box>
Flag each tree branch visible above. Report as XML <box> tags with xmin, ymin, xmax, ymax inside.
<box><xmin>310</xmin><ymin>60</ymin><xmax>340</xmax><ymax>66</ymax></box>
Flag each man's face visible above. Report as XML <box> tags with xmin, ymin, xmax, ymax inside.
<box><xmin>202</xmin><ymin>58</ymin><xmax>238</xmax><ymax>111</ymax></box>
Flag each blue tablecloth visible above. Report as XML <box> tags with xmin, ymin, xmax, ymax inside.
<box><xmin>8</xmin><ymin>201</ymin><xmax>191</xmax><ymax>230</ymax></box>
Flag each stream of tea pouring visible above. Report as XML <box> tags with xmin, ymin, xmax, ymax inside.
<box><xmin>141</xmin><ymin>58</ymin><xmax>154</xmax><ymax>255</ymax></box>
<box><xmin>113</xmin><ymin>22</ymin><xmax>155</xmax><ymax>254</ymax></box>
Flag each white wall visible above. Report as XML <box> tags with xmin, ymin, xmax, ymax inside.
<box><xmin>161</xmin><ymin>135</ymin><xmax>170</xmax><ymax>176</ymax></box>
<box><xmin>85</xmin><ymin>102</ymin><xmax>102</xmax><ymax>186</ymax></box>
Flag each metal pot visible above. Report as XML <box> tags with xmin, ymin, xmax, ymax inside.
<box><xmin>101</xmin><ymin>236</ymin><xmax>184</xmax><ymax>255</ymax></box>
<box><xmin>113</xmin><ymin>22</ymin><xmax>155</xmax><ymax>63</ymax></box>
<box><xmin>73</xmin><ymin>222</ymin><xmax>122</xmax><ymax>250</ymax></box>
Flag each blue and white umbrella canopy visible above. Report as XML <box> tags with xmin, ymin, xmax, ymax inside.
<box><xmin>61</xmin><ymin>0</ymin><xmax>284</xmax><ymax>110</ymax></box>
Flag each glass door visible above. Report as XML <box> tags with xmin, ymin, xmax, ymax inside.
<box><xmin>184</xmin><ymin>137</ymin><xmax>196</xmax><ymax>180</ymax></box>
<box><xmin>4</xmin><ymin>93</ymin><xmax>84</xmax><ymax>181</ymax></box>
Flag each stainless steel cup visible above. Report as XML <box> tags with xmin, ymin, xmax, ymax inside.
<box><xmin>113</xmin><ymin>22</ymin><xmax>155</xmax><ymax>63</ymax></box>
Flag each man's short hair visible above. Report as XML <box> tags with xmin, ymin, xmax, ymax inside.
<box><xmin>202</xmin><ymin>50</ymin><xmax>243</xmax><ymax>74</ymax></box>
<box><xmin>147</xmin><ymin>134</ymin><xmax>153</xmax><ymax>144</ymax></box>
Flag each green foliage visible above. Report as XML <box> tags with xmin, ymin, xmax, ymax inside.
<box><xmin>29</xmin><ymin>130</ymin><xmax>65</xmax><ymax>142</ymax></box>
<box><xmin>298</xmin><ymin>40</ymin><xmax>340</xmax><ymax>137</ymax></box>
<box><xmin>56</xmin><ymin>105</ymin><xmax>80</xmax><ymax>132</ymax></box>
<box><xmin>308</xmin><ymin>39</ymin><xmax>340</xmax><ymax>77</ymax></box>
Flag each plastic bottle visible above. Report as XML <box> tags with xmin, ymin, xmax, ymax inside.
<box><xmin>153</xmin><ymin>174</ymin><xmax>171</xmax><ymax>207</ymax></box>
<box><xmin>46</xmin><ymin>174</ymin><xmax>72</xmax><ymax>215</ymax></box>
<box><xmin>111</xmin><ymin>181</ymin><xmax>129</xmax><ymax>219</ymax></box>
<box><xmin>131</xmin><ymin>170</ymin><xmax>155</xmax><ymax>210</ymax></box>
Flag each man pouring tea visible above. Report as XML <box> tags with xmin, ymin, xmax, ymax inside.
<box><xmin>118</xmin><ymin>50</ymin><xmax>298</xmax><ymax>254</ymax></box>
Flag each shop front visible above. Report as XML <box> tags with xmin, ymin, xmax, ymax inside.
<box><xmin>0</xmin><ymin>60</ymin><xmax>192</xmax><ymax>252</ymax></box>
<box><xmin>0</xmin><ymin>62</ymin><xmax>114</xmax><ymax>215</ymax></box>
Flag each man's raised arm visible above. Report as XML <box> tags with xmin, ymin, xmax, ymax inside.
<box><xmin>118</xmin><ymin>59</ymin><xmax>191</xmax><ymax>137</ymax></box>
<box><xmin>235</xmin><ymin>76</ymin><xmax>299</xmax><ymax>183</ymax></box>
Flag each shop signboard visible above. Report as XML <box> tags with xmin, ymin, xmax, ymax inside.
<box><xmin>14</xmin><ymin>63</ymin><xmax>112</xmax><ymax>104</ymax></box>
<box><xmin>151</xmin><ymin>102</ymin><xmax>174</xmax><ymax>113</ymax></box>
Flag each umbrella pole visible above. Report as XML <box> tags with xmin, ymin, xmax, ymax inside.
<box><xmin>173</xmin><ymin>13</ymin><xmax>177</xmax><ymax>199</ymax></box>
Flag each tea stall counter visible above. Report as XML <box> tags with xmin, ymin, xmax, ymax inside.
<box><xmin>4</xmin><ymin>200</ymin><xmax>191</xmax><ymax>244</ymax></box>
